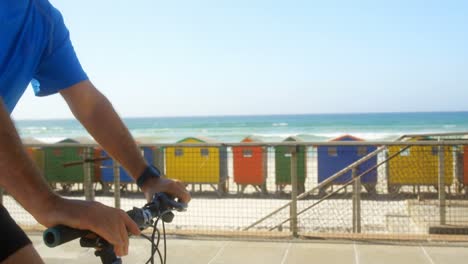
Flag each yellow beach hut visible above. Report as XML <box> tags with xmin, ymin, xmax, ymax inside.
<box><xmin>387</xmin><ymin>138</ymin><xmax>453</xmax><ymax>193</ymax></box>
<box><xmin>165</xmin><ymin>137</ymin><xmax>228</xmax><ymax>194</ymax></box>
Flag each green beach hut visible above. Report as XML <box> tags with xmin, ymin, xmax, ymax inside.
<box><xmin>22</xmin><ymin>137</ymin><xmax>46</xmax><ymax>176</ymax></box>
<box><xmin>43</xmin><ymin>137</ymin><xmax>99</xmax><ymax>190</ymax></box>
<box><xmin>275</xmin><ymin>136</ymin><xmax>306</xmax><ymax>194</ymax></box>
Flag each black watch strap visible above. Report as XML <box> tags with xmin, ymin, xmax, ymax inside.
<box><xmin>136</xmin><ymin>165</ymin><xmax>161</xmax><ymax>188</ymax></box>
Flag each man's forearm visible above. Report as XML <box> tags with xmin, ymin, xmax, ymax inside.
<box><xmin>61</xmin><ymin>81</ymin><xmax>147</xmax><ymax>179</ymax></box>
<box><xmin>61</xmin><ymin>81</ymin><xmax>191</xmax><ymax>204</ymax></box>
<box><xmin>0</xmin><ymin>100</ymin><xmax>57</xmax><ymax>217</ymax></box>
<box><xmin>78</xmin><ymin>95</ymin><xmax>147</xmax><ymax>178</ymax></box>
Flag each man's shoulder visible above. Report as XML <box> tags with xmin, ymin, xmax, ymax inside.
<box><xmin>0</xmin><ymin>0</ymin><xmax>29</xmax><ymax>13</ymax></box>
<box><xmin>0</xmin><ymin>1</ymin><xmax>28</xmax><ymax>24</ymax></box>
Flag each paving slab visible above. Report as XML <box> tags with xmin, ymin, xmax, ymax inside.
<box><xmin>356</xmin><ymin>243</ymin><xmax>430</xmax><ymax>264</ymax></box>
<box><xmin>26</xmin><ymin>233</ymin><xmax>468</xmax><ymax>264</ymax></box>
<box><xmin>285</xmin><ymin>242</ymin><xmax>355</xmax><ymax>264</ymax></box>
<box><xmin>422</xmin><ymin>246</ymin><xmax>468</xmax><ymax>264</ymax></box>
<box><xmin>164</xmin><ymin>239</ymin><xmax>227</xmax><ymax>264</ymax></box>
<box><xmin>208</xmin><ymin>241</ymin><xmax>289</xmax><ymax>264</ymax></box>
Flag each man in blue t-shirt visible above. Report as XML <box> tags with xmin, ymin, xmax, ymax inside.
<box><xmin>0</xmin><ymin>1</ymin><xmax>190</xmax><ymax>262</ymax></box>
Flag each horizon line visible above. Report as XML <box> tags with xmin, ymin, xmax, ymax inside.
<box><xmin>13</xmin><ymin>110</ymin><xmax>468</xmax><ymax>121</ymax></box>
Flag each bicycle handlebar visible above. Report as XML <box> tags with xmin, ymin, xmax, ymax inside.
<box><xmin>43</xmin><ymin>193</ymin><xmax>187</xmax><ymax>248</ymax></box>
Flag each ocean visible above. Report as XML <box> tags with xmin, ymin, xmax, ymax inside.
<box><xmin>14</xmin><ymin>112</ymin><xmax>468</xmax><ymax>143</ymax></box>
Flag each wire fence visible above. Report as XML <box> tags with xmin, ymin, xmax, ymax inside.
<box><xmin>2</xmin><ymin>136</ymin><xmax>468</xmax><ymax>242</ymax></box>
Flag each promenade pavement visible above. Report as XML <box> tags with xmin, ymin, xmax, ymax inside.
<box><xmin>28</xmin><ymin>233</ymin><xmax>468</xmax><ymax>264</ymax></box>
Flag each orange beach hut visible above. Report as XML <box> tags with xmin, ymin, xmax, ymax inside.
<box><xmin>232</xmin><ymin>136</ymin><xmax>267</xmax><ymax>193</ymax></box>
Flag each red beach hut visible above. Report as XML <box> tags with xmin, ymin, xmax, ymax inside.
<box><xmin>233</xmin><ymin>136</ymin><xmax>267</xmax><ymax>194</ymax></box>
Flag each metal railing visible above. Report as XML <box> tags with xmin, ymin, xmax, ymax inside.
<box><xmin>2</xmin><ymin>134</ymin><xmax>468</xmax><ymax>242</ymax></box>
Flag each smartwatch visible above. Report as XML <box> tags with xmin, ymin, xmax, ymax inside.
<box><xmin>136</xmin><ymin>165</ymin><xmax>161</xmax><ymax>188</ymax></box>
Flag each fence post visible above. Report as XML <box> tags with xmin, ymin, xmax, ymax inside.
<box><xmin>83</xmin><ymin>147</ymin><xmax>95</xmax><ymax>201</ymax></box>
<box><xmin>454</xmin><ymin>149</ymin><xmax>462</xmax><ymax>194</ymax></box>
<box><xmin>113</xmin><ymin>160</ymin><xmax>121</xmax><ymax>209</ymax></box>
<box><xmin>352</xmin><ymin>167</ymin><xmax>361</xmax><ymax>233</ymax></box>
<box><xmin>290</xmin><ymin>146</ymin><xmax>298</xmax><ymax>237</ymax></box>
<box><xmin>438</xmin><ymin>142</ymin><xmax>446</xmax><ymax>225</ymax></box>
<box><xmin>155</xmin><ymin>146</ymin><xmax>165</xmax><ymax>174</ymax></box>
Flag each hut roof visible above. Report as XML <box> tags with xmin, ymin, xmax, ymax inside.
<box><xmin>241</xmin><ymin>135</ymin><xmax>263</xmax><ymax>143</ymax></box>
<box><xmin>177</xmin><ymin>136</ymin><xmax>220</xmax><ymax>144</ymax></box>
<box><xmin>331</xmin><ymin>134</ymin><xmax>364</xmax><ymax>142</ymax></box>
<box><xmin>283</xmin><ymin>136</ymin><xmax>303</xmax><ymax>142</ymax></box>
<box><xmin>57</xmin><ymin>137</ymin><xmax>97</xmax><ymax>144</ymax></box>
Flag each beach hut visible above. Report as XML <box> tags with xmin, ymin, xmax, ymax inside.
<box><xmin>165</xmin><ymin>136</ymin><xmax>228</xmax><ymax>195</ymax></box>
<box><xmin>136</xmin><ymin>137</ymin><xmax>165</xmax><ymax>173</ymax></box>
<box><xmin>100</xmin><ymin>138</ymin><xmax>163</xmax><ymax>186</ymax></box>
<box><xmin>387</xmin><ymin>138</ymin><xmax>453</xmax><ymax>193</ymax></box>
<box><xmin>317</xmin><ymin>135</ymin><xmax>377</xmax><ymax>194</ymax></box>
<box><xmin>232</xmin><ymin>136</ymin><xmax>267</xmax><ymax>194</ymax></box>
<box><xmin>275</xmin><ymin>136</ymin><xmax>306</xmax><ymax>194</ymax></box>
<box><xmin>22</xmin><ymin>137</ymin><xmax>45</xmax><ymax>176</ymax></box>
<box><xmin>43</xmin><ymin>137</ymin><xmax>100</xmax><ymax>191</ymax></box>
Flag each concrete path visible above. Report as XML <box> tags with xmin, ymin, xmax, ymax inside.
<box><xmin>28</xmin><ymin>233</ymin><xmax>468</xmax><ymax>264</ymax></box>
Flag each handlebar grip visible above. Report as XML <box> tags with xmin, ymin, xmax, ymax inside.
<box><xmin>43</xmin><ymin>225</ymin><xmax>90</xmax><ymax>248</ymax></box>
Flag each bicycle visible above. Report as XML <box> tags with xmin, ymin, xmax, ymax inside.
<box><xmin>43</xmin><ymin>192</ymin><xmax>187</xmax><ymax>264</ymax></box>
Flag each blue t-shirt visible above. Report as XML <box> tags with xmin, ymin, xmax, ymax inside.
<box><xmin>0</xmin><ymin>0</ymin><xmax>88</xmax><ymax>113</ymax></box>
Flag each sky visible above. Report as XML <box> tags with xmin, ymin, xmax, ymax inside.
<box><xmin>12</xmin><ymin>0</ymin><xmax>468</xmax><ymax>120</ymax></box>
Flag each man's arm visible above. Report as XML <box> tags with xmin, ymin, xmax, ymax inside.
<box><xmin>60</xmin><ymin>80</ymin><xmax>147</xmax><ymax>179</ymax></box>
<box><xmin>0</xmin><ymin>99</ymin><xmax>57</xmax><ymax>222</ymax></box>
<box><xmin>59</xmin><ymin>80</ymin><xmax>191</xmax><ymax>203</ymax></box>
<box><xmin>0</xmin><ymin>98</ymin><xmax>140</xmax><ymax>256</ymax></box>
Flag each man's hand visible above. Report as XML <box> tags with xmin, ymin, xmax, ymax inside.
<box><xmin>140</xmin><ymin>176</ymin><xmax>191</xmax><ymax>204</ymax></box>
<box><xmin>37</xmin><ymin>196</ymin><xmax>141</xmax><ymax>257</ymax></box>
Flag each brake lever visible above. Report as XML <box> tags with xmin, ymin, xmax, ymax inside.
<box><xmin>167</xmin><ymin>199</ymin><xmax>188</xmax><ymax>212</ymax></box>
<box><xmin>152</xmin><ymin>193</ymin><xmax>188</xmax><ymax>212</ymax></box>
<box><xmin>80</xmin><ymin>237</ymin><xmax>121</xmax><ymax>264</ymax></box>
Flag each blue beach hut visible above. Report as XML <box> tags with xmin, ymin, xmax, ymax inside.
<box><xmin>317</xmin><ymin>135</ymin><xmax>377</xmax><ymax>193</ymax></box>
<box><xmin>100</xmin><ymin>140</ymin><xmax>157</xmax><ymax>184</ymax></box>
